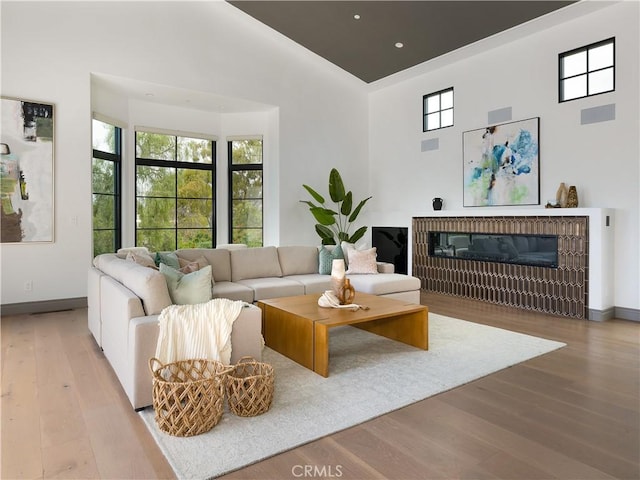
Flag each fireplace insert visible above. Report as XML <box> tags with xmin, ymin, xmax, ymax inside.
<box><xmin>428</xmin><ymin>231</ymin><xmax>558</xmax><ymax>268</ymax></box>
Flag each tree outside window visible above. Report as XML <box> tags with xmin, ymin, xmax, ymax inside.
<box><xmin>92</xmin><ymin>119</ymin><xmax>121</xmax><ymax>256</ymax></box>
<box><xmin>228</xmin><ymin>138</ymin><xmax>263</xmax><ymax>247</ymax></box>
<box><xmin>135</xmin><ymin>131</ymin><xmax>215</xmax><ymax>251</ymax></box>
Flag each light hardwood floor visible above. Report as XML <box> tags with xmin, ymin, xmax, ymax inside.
<box><xmin>2</xmin><ymin>292</ymin><xmax>638</xmax><ymax>480</ymax></box>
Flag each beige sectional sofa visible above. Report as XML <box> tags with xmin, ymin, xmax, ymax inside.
<box><xmin>88</xmin><ymin>245</ymin><xmax>421</xmax><ymax>410</ymax></box>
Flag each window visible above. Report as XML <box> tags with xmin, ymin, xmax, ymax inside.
<box><xmin>559</xmin><ymin>38</ymin><xmax>615</xmax><ymax>102</ymax></box>
<box><xmin>423</xmin><ymin>87</ymin><xmax>454</xmax><ymax>132</ymax></box>
<box><xmin>228</xmin><ymin>138</ymin><xmax>263</xmax><ymax>247</ymax></box>
<box><xmin>92</xmin><ymin>119</ymin><xmax>121</xmax><ymax>256</ymax></box>
<box><xmin>135</xmin><ymin>131</ymin><xmax>215</xmax><ymax>251</ymax></box>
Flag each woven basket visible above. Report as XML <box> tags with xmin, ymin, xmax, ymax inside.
<box><xmin>149</xmin><ymin>357</ymin><xmax>232</xmax><ymax>437</ymax></box>
<box><xmin>226</xmin><ymin>357</ymin><xmax>274</xmax><ymax>417</ymax></box>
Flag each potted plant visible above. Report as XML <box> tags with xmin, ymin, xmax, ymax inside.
<box><xmin>300</xmin><ymin>168</ymin><xmax>372</xmax><ymax>245</ymax></box>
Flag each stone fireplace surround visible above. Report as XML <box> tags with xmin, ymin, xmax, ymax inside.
<box><xmin>412</xmin><ymin>209</ymin><xmax>614</xmax><ymax>320</ymax></box>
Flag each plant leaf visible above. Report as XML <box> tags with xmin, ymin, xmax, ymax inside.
<box><xmin>315</xmin><ymin>224</ymin><xmax>335</xmax><ymax>244</ymax></box>
<box><xmin>340</xmin><ymin>191</ymin><xmax>353</xmax><ymax>216</ymax></box>
<box><xmin>349</xmin><ymin>226</ymin><xmax>367</xmax><ymax>244</ymax></box>
<box><xmin>300</xmin><ymin>200</ymin><xmax>318</xmax><ymax>209</ymax></box>
<box><xmin>348</xmin><ymin>196</ymin><xmax>372</xmax><ymax>222</ymax></box>
<box><xmin>328</xmin><ymin>168</ymin><xmax>345</xmax><ymax>203</ymax></box>
<box><xmin>303</xmin><ymin>184</ymin><xmax>325</xmax><ymax>204</ymax></box>
<box><xmin>310</xmin><ymin>207</ymin><xmax>336</xmax><ymax>225</ymax></box>
<box><xmin>337</xmin><ymin>231</ymin><xmax>350</xmax><ymax>242</ymax></box>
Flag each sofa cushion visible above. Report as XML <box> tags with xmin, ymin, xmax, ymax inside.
<box><xmin>284</xmin><ymin>274</ymin><xmax>331</xmax><ymax>294</ymax></box>
<box><xmin>348</xmin><ymin>273</ymin><xmax>421</xmax><ymax>296</ymax></box>
<box><xmin>94</xmin><ymin>254</ymin><xmax>171</xmax><ymax>315</ymax></box>
<box><xmin>318</xmin><ymin>244</ymin><xmax>344</xmax><ymax>274</ymax></box>
<box><xmin>231</xmin><ymin>246</ymin><xmax>282</xmax><ymax>281</ymax></box>
<box><xmin>212</xmin><ymin>281</ymin><xmax>255</xmax><ymax>304</ymax></box>
<box><xmin>176</xmin><ymin>248</ymin><xmax>231</xmax><ymax>282</ymax></box>
<box><xmin>236</xmin><ymin>277</ymin><xmax>304</xmax><ymax>301</ymax></box>
<box><xmin>277</xmin><ymin>246</ymin><xmax>319</xmax><ymax>276</ymax></box>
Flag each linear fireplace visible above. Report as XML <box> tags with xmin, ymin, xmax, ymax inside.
<box><xmin>429</xmin><ymin>231</ymin><xmax>558</xmax><ymax>268</ymax></box>
<box><xmin>413</xmin><ymin>215</ymin><xmax>590</xmax><ymax>318</ymax></box>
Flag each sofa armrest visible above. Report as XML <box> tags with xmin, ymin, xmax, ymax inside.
<box><xmin>377</xmin><ymin>262</ymin><xmax>395</xmax><ymax>273</ymax></box>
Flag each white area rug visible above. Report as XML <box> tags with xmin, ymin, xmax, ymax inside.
<box><xmin>139</xmin><ymin>314</ymin><xmax>565</xmax><ymax>479</ymax></box>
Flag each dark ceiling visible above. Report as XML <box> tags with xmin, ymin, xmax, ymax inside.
<box><xmin>229</xmin><ymin>1</ymin><xmax>576</xmax><ymax>83</ymax></box>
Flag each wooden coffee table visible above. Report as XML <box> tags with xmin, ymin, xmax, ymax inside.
<box><xmin>258</xmin><ymin>292</ymin><xmax>428</xmax><ymax>377</ymax></box>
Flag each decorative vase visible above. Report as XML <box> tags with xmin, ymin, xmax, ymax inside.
<box><xmin>567</xmin><ymin>186</ymin><xmax>579</xmax><ymax>208</ymax></box>
<box><xmin>340</xmin><ymin>278</ymin><xmax>356</xmax><ymax>305</ymax></box>
<box><xmin>432</xmin><ymin>197</ymin><xmax>443</xmax><ymax>211</ymax></box>
<box><xmin>330</xmin><ymin>259</ymin><xmax>346</xmax><ymax>301</ymax></box>
<box><xmin>556</xmin><ymin>182</ymin><xmax>568</xmax><ymax>208</ymax></box>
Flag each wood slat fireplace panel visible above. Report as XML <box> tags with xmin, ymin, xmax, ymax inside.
<box><xmin>413</xmin><ymin>216</ymin><xmax>589</xmax><ymax>318</ymax></box>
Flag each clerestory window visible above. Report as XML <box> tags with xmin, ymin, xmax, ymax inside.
<box><xmin>423</xmin><ymin>87</ymin><xmax>454</xmax><ymax>132</ymax></box>
<box><xmin>559</xmin><ymin>38</ymin><xmax>615</xmax><ymax>102</ymax></box>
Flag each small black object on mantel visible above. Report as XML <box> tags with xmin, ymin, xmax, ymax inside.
<box><xmin>432</xmin><ymin>197</ymin><xmax>443</xmax><ymax>211</ymax></box>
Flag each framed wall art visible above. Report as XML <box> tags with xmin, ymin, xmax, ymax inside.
<box><xmin>1</xmin><ymin>97</ymin><xmax>55</xmax><ymax>243</ymax></box>
<box><xmin>463</xmin><ymin>117</ymin><xmax>539</xmax><ymax>207</ymax></box>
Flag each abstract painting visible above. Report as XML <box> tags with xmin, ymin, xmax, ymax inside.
<box><xmin>1</xmin><ymin>97</ymin><xmax>54</xmax><ymax>242</ymax></box>
<box><xmin>463</xmin><ymin>117</ymin><xmax>539</xmax><ymax>207</ymax></box>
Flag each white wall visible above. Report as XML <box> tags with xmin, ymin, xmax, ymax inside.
<box><xmin>368</xmin><ymin>1</ymin><xmax>639</xmax><ymax>311</ymax></box>
<box><xmin>0</xmin><ymin>1</ymin><xmax>368</xmax><ymax>305</ymax></box>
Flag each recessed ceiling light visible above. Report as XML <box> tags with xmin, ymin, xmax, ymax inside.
<box><xmin>145</xmin><ymin>93</ymin><xmax>154</xmax><ymax>97</ymax></box>
<box><xmin>395</xmin><ymin>42</ymin><xmax>404</xmax><ymax>49</ymax></box>
<box><xmin>353</xmin><ymin>14</ymin><xmax>360</xmax><ymax>20</ymax></box>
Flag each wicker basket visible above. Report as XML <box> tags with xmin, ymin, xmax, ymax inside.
<box><xmin>226</xmin><ymin>357</ymin><xmax>274</xmax><ymax>417</ymax></box>
<box><xmin>149</xmin><ymin>357</ymin><xmax>233</xmax><ymax>437</ymax></box>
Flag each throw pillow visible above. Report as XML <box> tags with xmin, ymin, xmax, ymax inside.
<box><xmin>178</xmin><ymin>255</ymin><xmax>209</xmax><ymax>270</ymax></box>
<box><xmin>346</xmin><ymin>247</ymin><xmax>378</xmax><ymax>274</ymax></box>
<box><xmin>159</xmin><ymin>263</ymin><xmax>212</xmax><ymax>305</ymax></box>
<box><xmin>318</xmin><ymin>244</ymin><xmax>344</xmax><ymax>275</ymax></box>
<box><xmin>116</xmin><ymin>246</ymin><xmax>151</xmax><ymax>259</ymax></box>
<box><xmin>126</xmin><ymin>251</ymin><xmax>158</xmax><ymax>269</ymax></box>
<box><xmin>341</xmin><ymin>241</ymin><xmax>370</xmax><ymax>268</ymax></box>
<box><xmin>177</xmin><ymin>255</ymin><xmax>215</xmax><ymax>286</ymax></box>
<box><xmin>155</xmin><ymin>251</ymin><xmax>180</xmax><ymax>269</ymax></box>
<box><xmin>179</xmin><ymin>262</ymin><xmax>200</xmax><ymax>274</ymax></box>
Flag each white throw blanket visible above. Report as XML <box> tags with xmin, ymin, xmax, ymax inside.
<box><xmin>155</xmin><ymin>298</ymin><xmax>246</xmax><ymax>366</ymax></box>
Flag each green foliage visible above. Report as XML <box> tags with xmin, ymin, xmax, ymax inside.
<box><xmin>230</xmin><ymin>139</ymin><xmax>263</xmax><ymax>247</ymax></box>
<box><xmin>301</xmin><ymin>168</ymin><xmax>371</xmax><ymax>245</ymax></box>
<box><xmin>134</xmin><ymin>133</ymin><xmax>215</xmax><ymax>251</ymax></box>
<box><xmin>92</xmin><ymin>130</ymin><xmax>264</xmax><ymax>254</ymax></box>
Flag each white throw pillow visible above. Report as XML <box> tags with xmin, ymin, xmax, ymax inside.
<box><xmin>160</xmin><ymin>264</ymin><xmax>212</xmax><ymax>305</ymax></box>
<box><xmin>126</xmin><ymin>251</ymin><xmax>158</xmax><ymax>269</ymax></box>
<box><xmin>341</xmin><ymin>241</ymin><xmax>372</xmax><ymax>268</ymax></box>
<box><xmin>346</xmin><ymin>247</ymin><xmax>378</xmax><ymax>274</ymax></box>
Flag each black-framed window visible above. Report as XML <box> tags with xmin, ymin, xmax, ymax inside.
<box><xmin>228</xmin><ymin>138</ymin><xmax>263</xmax><ymax>247</ymax></box>
<box><xmin>559</xmin><ymin>38</ymin><xmax>615</xmax><ymax>102</ymax></box>
<box><xmin>423</xmin><ymin>87</ymin><xmax>454</xmax><ymax>132</ymax></box>
<box><xmin>135</xmin><ymin>131</ymin><xmax>216</xmax><ymax>251</ymax></box>
<box><xmin>92</xmin><ymin>119</ymin><xmax>121</xmax><ymax>256</ymax></box>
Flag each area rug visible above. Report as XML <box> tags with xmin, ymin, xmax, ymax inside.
<box><xmin>139</xmin><ymin>313</ymin><xmax>565</xmax><ymax>479</ymax></box>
